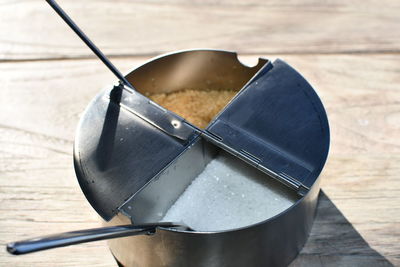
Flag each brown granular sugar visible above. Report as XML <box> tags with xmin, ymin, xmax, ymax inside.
<box><xmin>148</xmin><ymin>89</ymin><xmax>237</xmax><ymax>129</ymax></box>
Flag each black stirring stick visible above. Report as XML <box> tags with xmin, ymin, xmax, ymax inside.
<box><xmin>45</xmin><ymin>0</ymin><xmax>134</xmax><ymax>89</ymax></box>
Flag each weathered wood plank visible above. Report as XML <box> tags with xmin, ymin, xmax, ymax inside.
<box><xmin>291</xmin><ymin>192</ymin><xmax>398</xmax><ymax>267</ymax></box>
<box><xmin>1</xmin><ymin>0</ymin><xmax>399</xmax><ymax>60</ymax></box>
<box><xmin>0</xmin><ymin>128</ymin><xmax>115</xmax><ymax>266</ymax></box>
<box><xmin>0</xmin><ymin>54</ymin><xmax>399</xmax><ymax>266</ymax></box>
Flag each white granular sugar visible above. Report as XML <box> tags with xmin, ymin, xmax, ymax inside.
<box><xmin>162</xmin><ymin>152</ymin><xmax>297</xmax><ymax>231</ymax></box>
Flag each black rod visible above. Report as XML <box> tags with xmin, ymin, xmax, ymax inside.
<box><xmin>45</xmin><ymin>0</ymin><xmax>134</xmax><ymax>89</ymax></box>
<box><xmin>6</xmin><ymin>222</ymin><xmax>191</xmax><ymax>255</ymax></box>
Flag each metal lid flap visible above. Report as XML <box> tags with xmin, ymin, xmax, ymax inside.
<box><xmin>74</xmin><ymin>86</ymin><xmax>198</xmax><ymax>221</ymax></box>
<box><xmin>205</xmin><ymin>59</ymin><xmax>330</xmax><ymax>193</ymax></box>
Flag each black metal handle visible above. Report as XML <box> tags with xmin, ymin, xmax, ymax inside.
<box><xmin>45</xmin><ymin>0</ymin><xmax>134</xmax><ymax>89</ymax></box>
<box><xmin>6</xmin><ymin>222</ymin><xmax>180</xmax><ymax>255</ymax></box>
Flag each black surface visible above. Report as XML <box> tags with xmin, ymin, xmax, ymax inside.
<box><xmin>207</xmin><ymin>59</ymin><xmax>330</xmax><ymax>192</ymax></box>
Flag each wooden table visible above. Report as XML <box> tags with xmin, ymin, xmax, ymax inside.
<box><xmin>1</xmin><ymin>0</ymin><xmax>399</xmax><ymax>266</ymax></box>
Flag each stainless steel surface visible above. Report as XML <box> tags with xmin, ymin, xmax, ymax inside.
<box><xmin>74</xmin><ymin>50</ymin><xmax>266</xmax><ymax>221</ymax></box>
<box><xmin>74</xmin><ymin>86</ymin><xmax>199</xmax><ymax>221</ymax></box>
<box><xmin>117</xmin><ymin>85</ymin><xmax>196</xmax><ymax>141</ymax></box>
<box><xmin>204</xmin><ymin>59</ymin><xmax>330</xmax><ymax>194</ymax></box>
<box><xmin>120</xmin><ymin>138</ymin><xmax>217</xmax><ymax>224</ymax></box>
<box><xmin>74</xmin><ymin>49</ymin><xmax>330</xmax><ymax>267</ymax></box>
<box><xmin>125</xmin><ymin>49</ymin><xmax>268</xmax><ymax>94</ymax></box>
<box><xmin>107</xmin><ymin>181</ymin><xmax>320</xmax><ymax>267</ymax></box>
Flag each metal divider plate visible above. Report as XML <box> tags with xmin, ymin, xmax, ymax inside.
<box><xmin>74</xmin><ymin>87</ymin><xmax>199</xmax><ymax>221</ymax></box>
<box><xmin>204</xmin><ymin>59</ymin><xmax>330</xmax><ymax>194</ymax></box>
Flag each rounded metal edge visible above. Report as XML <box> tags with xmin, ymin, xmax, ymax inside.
<box><xmin>273</xmin><ymin>58</ymin><xmax>330</xmax><ymax>189</ymax></box>
<box><xmin>73</xmin><ymin>89</ymin><xmax>116</xmax><ymax>221</ymax></box>
<box><xmin>123</xmin><ymin>48</ymin><xmax>265</xmax><ymax>77</ymax></box>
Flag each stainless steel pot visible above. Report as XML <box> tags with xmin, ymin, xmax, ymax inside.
<box><xmin>73</xmin><ymin>49</ymin><xmax>330</xmax><ymax>267</ymax></box>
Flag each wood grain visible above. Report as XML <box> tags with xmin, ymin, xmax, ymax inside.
<box><xmin>0</xmin><ymin>54</ymin><xmax>399</xmax><ymax>266</ymax></box>
<box><xmin>1</xmin><ymin>0</ymin><xmax>400</xmax><ymax>60</ymax></box>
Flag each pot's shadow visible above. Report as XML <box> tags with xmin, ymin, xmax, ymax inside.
<box><xmin>290</xmin><ymin>191</ymin><xmax>394</xmax><ymax>267</ymax></box>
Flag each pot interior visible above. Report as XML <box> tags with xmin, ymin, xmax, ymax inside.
<box><xmin>121</xmin><ymin>137</ymin><xmax>300</xmax><ymax>232</ymax></box>
<box><xmin>119</xmin><ymin>50</ymin><xmax>301</xmax><ymax>232</ymax></box>
<box><xmin>125</xmin><ymin>50</ymin><xmax>267</xmax><ymax>129</ymax></box>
